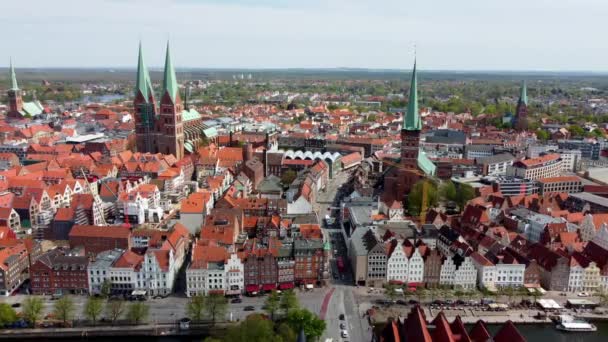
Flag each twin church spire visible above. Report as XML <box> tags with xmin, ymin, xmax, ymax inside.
<box><xmin>135</xmin><ymin>41</ymin><xmax>179</xmax><ymax>105</ymax></box>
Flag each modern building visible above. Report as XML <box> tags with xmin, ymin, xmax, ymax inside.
<box><xmin>478</xmin><ymin>153</ymin><xmax>514</xmax><ymax>176</ymax></box>
<box><xmin>491</xmin><ymin>176</ymin><xmax>539</xmax><ymax>196</ymax></box>
<box><xmin>507</xmin><ymin>154</ymin><xmax>562</xmax><ymax>180</ymax></box>
<box><xmin>537</xmin><ymin>176</ymin><xmax>583</xmax><ymax>195</ymax></box>
<box><xmin>558</xmin><ymin>139</ymin><xmax>601</xmax><ymax>160</ymax></box>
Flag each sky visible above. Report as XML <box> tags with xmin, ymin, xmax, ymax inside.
<box><xmin>2</xmin><ymin>0</ymin><xmax>607</xmax><ymax>71</ymax></box>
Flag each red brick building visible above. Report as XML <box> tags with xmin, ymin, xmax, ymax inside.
<box><xmin>293</xmin><ymin>239</ymin><xmax>324</xmax><ymax>286</ymax></box>
<box><xmin>30</xmin><ymin>249</ymin><xmax>89</xmax><ymax>295</ymax></box>
<box><xmin>68</xmin><ymin>225</ymin><xmax>131</xmax><ymax>256</ymax></box>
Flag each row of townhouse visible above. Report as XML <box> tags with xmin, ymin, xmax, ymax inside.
<box><xmin>33</xmin><ymin>223</ymin><xmax>191</xmax><ymax>296</ymax></box>
<box><xmin>349</xmin><ymin>225</ymin><xmax>538</xmax><ymax>291</ymax></box>
<box><xmin>186</xmin><ymin>229</ymin><xmax>329</xmax><ymax>296</ymax></box>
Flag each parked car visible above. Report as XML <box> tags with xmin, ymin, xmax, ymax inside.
<box><xmin>244</xmin><ymin>306</ymin><xmax>255</xmax><ymax>311</ymax></box>
<box><xmin>396</xmin><ymin>300</ymin><xmax>407</xmax><ymax>305</ymax></box>
<box><xmin>339</xmin><ymin>323</ymin><xmax>346</xmax><ymax>329</ymax></box>
<box><xmin>339</xmin><ymin>314</ymin><xmax>345</xmax><ymax>320</ymax></box>
<box><xmin>11</xmin><ymin>303</ymin><xmax>20</xmax><ymax>308</ymax></box>
<box><xmin>231</xmin><ymin>298</ymin><xmax>242</xmax><ymax>304</ymax></box>
<box><xmin>408</xmin><ymin>299</ymin><xmax>419</xmax><ymax>305</ymax></box>
<box><xmin>577</xmin><ymin>292</ymin><xmax>590</xmax><ymax>297</ymax></box>
<box><xmin>341</xmin><ymin>330</ymin><xmax>349</xmax><ymax>338</ymax></box>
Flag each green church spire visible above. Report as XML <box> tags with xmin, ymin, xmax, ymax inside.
<box><xmin>162</xmin><ymin>41</ymin><xmax>178</xmax><ymax>103</ymax></box>
<box><xmin>135</xmin><ymin>42</ymin><xmax>154</xmax><ymax>103</ymax></box>
<box><xmin>519</xmin><ymin>80</ymin><xmax>528</xmax><ymax>106</ymax></box>
<box><xmin>403</xmin><ymin>60</ymin><xmax>421</xmax><ymax>131</ymax></box>
<box><xmin>9</xmin><ymin>58</ymin><xmax>19</xmax><ymax>91</ymax></box>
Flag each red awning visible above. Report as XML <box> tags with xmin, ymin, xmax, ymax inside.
<box><xmin>408</xmin><ymin>287</ymin><xmax>417</xmax><ymax>292</ymax></box>
<box><xmin>407</xmin><ymin>282</ymin><xmax>423</xmax><ymax>287</ymax></box>
<box><xmin>246</xmin><ymin>284</ymin><xmax>260</xmax><ymax>293</ymax></box>
<box><xmin>279</xmin><ymin>282</ymin><xmax>295</xmax><ymax>290</ymax></box>
<box><xmin>262</xmin><ymin>284</ymin><xmax>276</xmax><ymax>291</ymax></box>
<box><xmin>389</xmin><ymin>280</ymin><xmax>404</xmax><ymax>285</ymax></box>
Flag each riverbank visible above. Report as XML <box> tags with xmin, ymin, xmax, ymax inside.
<box><xmin>0</xmin><ymin>323</ymin><xmax>227</xmax><ymax>340</ymax></box>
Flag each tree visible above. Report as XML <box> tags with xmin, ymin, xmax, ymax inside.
<box><xmin>536</xmin><ymin>129</ymin><xmax>550</xmax><ymax>141</ymax></box>
<box><xmin>277</xmin><ymin>322</ymin><xmax>297</xmax><ymax>342</ymax></box>
<box><xmin>439</xmin><ymin>181</ymin><xmax>457</xmax><ymax>202</ymax></box>
<box><xmin>264</xmin><ymin>290</ymin><xmax>281</xmax><ymax>321</ymax></box>
<box><xmin>281</xmin><ymin>169</ymin><xmax>297</xmax><ymax>186</ymax></box>
<box><xmin>84</xmin><ymin>297</ymin><xmax>104</xmax><ymax>325</ymax></box>
<box><xmin>569</xmin><ymin>125</ymin><xmax>585</xmax><ymax>137</ymax></box>
<box><xmin>455</xmin><ymin>183</ymin><xmax>475</xmax><ymax>209</ymax></box>
<box><xmin>0</xmin><ymin>303</ymin><xmax>17</xmax><ymax>326</ymax></box>
<box><xmin>205</xmin><ymin>293</ymin><xmax>228</xmax><ymax>326</ymax></box>
<box><xmin>503</xmin><ymin>286</ymin><xmax>516</xmax><ymax>305</ymax></box>
<box><xmin>225</xmin><ymin>314</ymin><xmax>282</xmax><ymax>342</ymax></box>
<box><xmin>416</xmin><ymin>288</ymin><xmax>428</xmax><ymax>304</ymax></box>
<box><xmin>127</xmin><ymin>302</ymin><xmax>149</xmax><ymax>325</ymax></box>
<box><xmin>187</xmin><ymin>294</ymin><xmax>206</xmax><ymax>322</ymax></box>
<box><xmin>54</xmin><ymin>296</ymin><xmax>75</xmax><ymax>327</ymax></box>
<box><xmin>286</xmin><ymin>308</ymin><xmax>326</xmax><ymax>341</ymax></box>
<box><xmin>106</xmin><ymin>300</ymin><xmax>126</xmax><ymax>324</ymax></box>
<box><xmin>385</xmin><ymin>284</ymin><xmax>398</xmax><ymax>302</ymax></box>
<box><xmin>407</xmin><ymin>180</ymin><xmax>439</xmax><ymax>217</ymax></box>
<box><xmin>22</xmin><ymin>297</ymin><xmax>44</xmax><ymax>327</ymax></box>
<box><xmin>280</xmin><ymin>289</ymin><xmax>299</xmax><ymax>316</ymax></box>
<box><xmin>594</xmin><ymin>289</ymin><xmax>608</xmax><ymax>307</ymax></box>
<box><xmin>100</xmin><ymin>279</ymin><xmax>111</xmax><ymax>299</ymax></box>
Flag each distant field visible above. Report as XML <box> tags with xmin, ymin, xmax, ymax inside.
<box><xmin>3</xmin><ymin>68</ymin><xmax>608</xmax><ymax>83</ymax></box>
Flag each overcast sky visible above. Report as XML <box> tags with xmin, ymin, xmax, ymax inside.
<box><xmin>2</xmin><ymin>0</ymin><xmax>607</xmax><ymax>71</ymax></box>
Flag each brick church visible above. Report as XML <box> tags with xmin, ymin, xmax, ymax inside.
<box><xmin>382</xmin><ymin>61</ymin><xmax>436</xmax><ymax>213</ymax></box>
<box><xmin>133</xmin><ymin>42</ymin><xmax>209</xmax><ymax>160</ymax></box>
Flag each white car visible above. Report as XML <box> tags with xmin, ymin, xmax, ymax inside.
<box><xmin>577</xmin><ymin>292</ymin><xmax>590</xmax><ymax>297</ymax></box>
<box><xmin>341</xmin><ymin>330</ymin><xmax>349</xmax><ymax>338</ymax></box>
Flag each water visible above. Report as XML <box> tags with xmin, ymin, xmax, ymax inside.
<box><xmin>486</xmin><ymin>322</ymin><xmax>608</xmax><ymax>342</ymax></box>
<box><xmin>12</xmin><ymin>322</ymin><xmax>608</xmax><ymax>341</ymax></box>
<box><xmin>80</xmin><ymin>94</ymin><xmax>126</xmax><ymax>103</ymax></box>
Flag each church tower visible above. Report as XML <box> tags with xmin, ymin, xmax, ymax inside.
<box><xmin>514</xmin><ymin>81</ymin><xmax>528</xmax><ymax>131</ymax></box>
<box><xmin>401</xmin><ymin>60</ymin><xmax>422</xmax><ymax>170</ymax></box>
<box><xmin>157</xmin><ymin>42</ymin><xmax>184</xmax><ymax>160</ymax></box>
<box><xmin>7</xmin><ymin>59</ymin><xmax>24</xmax><ymax>119</ymax></box>
<box><xmin>133</xmin><ymin>43</ymin><xmax>157</xmax><ymax>153</ymax></box>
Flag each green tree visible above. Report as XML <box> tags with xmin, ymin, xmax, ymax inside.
<box><xmin>281</xmin><ymin>169</ymin><xmax>297</xmax><ymax>186</ymax></box>
<box><xmin>569</xmin><ymin>125</ymin><xmax>585</xmax><ymax>137</ymax></box>
<box><xmin>106</xmin><ymin>300</ymin><xmax>126</xmax><ymax>324</ymax></box>
<box><xmin>594</xmin><ymin>289</ymin><xmax>608</xmax><ymax>307</ymax></box>
<box><xmin>455</xmin><ymin>183</ymin><xmax>476</xmax><ymax>209</ymax></box>
<box><xmin>127</xmin><ymin>302</ymin><xmax>149</xmax><ymax>325</ymax></box>
<box><xmin>84</xmin><ymin>297</ymin><xmax>104</xmax><ymax>325</ymax></box>
<box><xmin>187</xmin><ymin>294</ymin><xmax>206</xmax><ymax>322</ymax></box>
<box><xmin>54</xmin><ymin>296</ymin><xmax>75</xmax><ymax>326</ymax></box>
<box><xmin>536</xmin><ymin>129</ymin><xmax>550</xmax><ymax>141</ymax></box>
<box><xmin>286</xmin><ymin>308</ymin><xmax>326</xmax><ymax>341</ymax></box>
<box><xmin>280</xmin><ymin>289</ymin><xmax>299</xmax><ymax>316</ymax></box>
<box><xmin>407</xmin><ymin>180</ymin><xmax>439</xmax><ymax>217</ymax></box>
<box><xmin>439</xmin><ymin>181</ymin><xmax>457</xmax><ymax>202</ymax></box>
<box><xmin>22</xmin><ymin>297</ymin><xmax>44</xmax><ymax>327</ymax></box>
<box><xmin>264</xmin><ymin>290</ymin><xmax>281</xmax><ymax>321</ymax></box>
<box><xmin>205</xmin><ymin>293</ymin><xmax>228</xmax><ymax>326</ymax></box>
<box><xmin>100</xmin><ymin>279</ymin><xmax>112</xmax><ymax>299</ymax></box>
<box><xmin>225</xmin><ymin>314</ymin><xmax>282</xmax><ymax>342</ymax></box>
<box><xmin>277</xmin><ymin>322</ymin><xmax>297</xmax><ymax>342</ymax></box>
<box><xmin>0</xmin><ymin>303</ymin><xmax>17</xmax><ymax>326</ymax></box>
<box><xmin>385</xmin><ymin>284</ymin><xmax>398</xmax><ymax>302</ymax></box>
